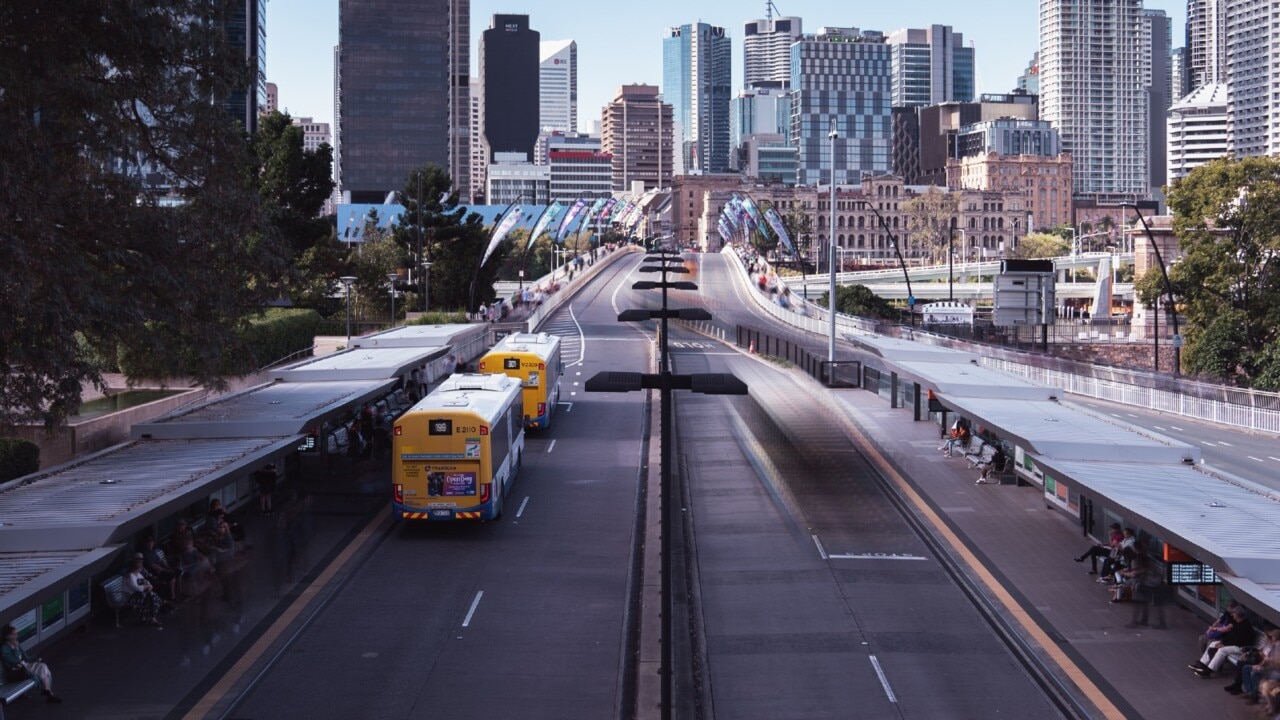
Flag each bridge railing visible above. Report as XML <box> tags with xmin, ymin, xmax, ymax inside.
<box><xmin>726</xmin><ymin>245</ymin><xmax>1280</xmax><ymax>434</ymax></box>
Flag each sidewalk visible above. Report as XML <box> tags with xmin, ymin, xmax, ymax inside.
<box><xmin>16</xmin><ymin>460</ymin><xmax>390</xmax><ymax>720</ymax></box>
<box><xmin>825</xmin><ymin>383</ymin><xmax>1262</xmax><ymax>720</ymax></box>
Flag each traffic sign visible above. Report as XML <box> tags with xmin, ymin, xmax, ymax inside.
<box><xmin>907</xmin><ymin>295</ymin><xmax>916</xmax><ymax>306</ymax></box>
<box><xmin>1172</xmin><ymin>334</ymin><xmax>1184</xmax><ymax>348</ymax></box>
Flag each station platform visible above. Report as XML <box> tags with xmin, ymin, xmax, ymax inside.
<box><xmin>823</xmin><ymin>379</ymin><xmax>1263</xmax><ymax>720</ymax></box>
<box><xmin>3</xmin><ymin>463</ymin><xmax>390</xmax><ymax>720</ymax></box>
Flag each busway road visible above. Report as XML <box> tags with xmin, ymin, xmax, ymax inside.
<box><xmin>228</xmin><ymin>253</ymin><xmax>655</xmax><ymax>719</ymax></box>
<box><xmin>663</xmin><ymin>253</ymin><xmax>1067</xmax><ymax>718</ymax></box>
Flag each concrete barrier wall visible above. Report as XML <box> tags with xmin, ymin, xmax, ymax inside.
<box><xmin>523</xmin><ymin>245</ymin><xmax>641</xmax><ymax>332</ymax></box>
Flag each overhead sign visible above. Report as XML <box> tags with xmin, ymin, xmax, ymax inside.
<box><xmin>1167</xmin><ymin>561</ymin><xmax>1220</xmax><ymax>585</ymax></box>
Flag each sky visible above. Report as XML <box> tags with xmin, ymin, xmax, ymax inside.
<box><xmin>266</xmin><ymin>0</ymin><xmax>1188</xmax><ymax>134</ymax></box>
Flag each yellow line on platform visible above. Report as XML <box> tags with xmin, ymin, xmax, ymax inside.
<box><xmin>181</xmin><ymin>504</ymin><xmax>391</xmax><ymax>720</ymax></box>
<box><xmin>819</xmin><ymin>389</ymin><xmax>1126</xmax><ymax>720</ymax></box>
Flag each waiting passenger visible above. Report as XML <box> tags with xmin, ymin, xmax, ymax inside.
<box><xmin>124</xmin><ymin>556</ymin><xmax>163</xmax><ymax>626</ymax></box>
<box><xmin>1</xmin><ymin>624</ymin><xmax>61</xmax><ymax>703</ymax></box>
<box><xmin>1226</xmin><ymin>628</ymin><xmax>1280</xmax><ymax>700</ymax></box>
<box><xmin>1199</xmin><ymin>600</ymin><xmax>1243</xmax><ymax>654</ymax></box>
<box><xmin>1099</xmin><ymin>528</ymin><xmax>1137</xmax><ymax>582</ymax></box>
<box><xmin>940</xmin><ymin>424</ymin><xmax>972</xmax><ymax>458</ymax></box>
<box><xmin>1074</xmin><ymin>523</ymin><xmax>1123</xmax><ymax>575</ymax></box>
<box><xmin>1189</xmin><ymin>607</ymin><xmax>1255</xmax><ymax>677</ymax></box>
<box><xmin>976</xmin><ymin>445</ymin><xmax>1008</xmax><ymax>484</ymax></box>
<box><xmin>141</xmin><ymin>536</ymin><xmax>178</xmax><ymax>601</ymax></box>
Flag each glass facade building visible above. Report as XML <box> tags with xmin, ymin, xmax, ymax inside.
<box><xmin>482</xmin><ymin>15</ymin><xmax>540</xmax><ymax>162</ymax></box>
<box><xmin>789</xmin><ymin>31</ymin><xmax>893</xmax><ymax>187</ymax></box>
<box><xmin>337</xmin><ymin>0</ymin><xmax>466</xmax><ymax>203</ymax></box>
<box><xmin>886</xmin><ymin>25</ymin><xmax>975</xmax><ymax>109</ymax></box>
<box><xmin>662</xmin><ymin>23</ymin><xmax>732</xmax><ymax>174</ymax></box>
<box><xmin>224</xmin><ymin>0</ymin><xmax>267</xmax><ymax>136</ymax></box>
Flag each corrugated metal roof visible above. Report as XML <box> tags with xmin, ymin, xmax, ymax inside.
<box><xmin>0</xmin><ymin>438</ymin><xmax>281</xmax><ymax>526</ymax></box>
<box><xmin>271</xmin><ymin>347</ymin><xmax>446</xmax><ymax>382</ymax></box>
<box><xmin>134</xmin><ymin>380</ymin><xmax>395</xmax><ymax>439</ymax></box>
<box><xmin>351</xmin><ymin>323</ymin><xmax>487</xmax><ymax>349</ymax></box>
<box><xmin>0</xmin><ymin>546</ymin><xmax>122</xmax><ymax>621</ymax></box>
<box><xmin>847</xmin><ymin>334</ymin><xmax>981</xmax><ymax>364</ymax></box>
<box><xmin>1041</xmin><ymin>459</ymin><xmax>1280</xmax><ymax>583</ymax></box>
<box><xmin>954</xmin><ymin>397</ymin><xmax>1199</xmax><ymax>464</ymax></box>
<box><xmin>896</xmin><ymin>360</ymin><xmax>1057</xmax><ymax>401</ymax></box>
<box><xmin>0</xmin><ymin>551</ymin><xmax>97</xmax><ymax>596</ymax></box>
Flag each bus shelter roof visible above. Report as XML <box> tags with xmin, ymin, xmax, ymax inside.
<box><xmin>133</xmin><ymin>379</ymin><xmax>396</xmax><ymax>440</ymax></box>
<box><xmin>270</xmin><ymin>346</ymin><xmax>448</xmax><ymax>383</ymax></box>
<box><xmin>0</xmin><ymin>436</ymin><xmax>297</xmax><ymax>552</ymax></box>
<box><xmin>0</xmin><ymin>547</ymin><xmax>123</xmax><ymax>632</ymax></box>
<box><xmin>351</xmin><ymin>323</ymin><xmax>488</xmax><ymax>350</ymax></box>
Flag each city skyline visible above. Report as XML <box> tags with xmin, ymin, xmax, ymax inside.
<box><xmin>267</xmin><ymin>0</ymin><xmax>1189</xmax><ymax>136</ymax></box>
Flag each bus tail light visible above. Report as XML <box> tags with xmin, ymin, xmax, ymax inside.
<box><xmin>393</xmin><ymin>484</ymin><xmax>404</xmax><ymax>504</ymax></box>
<box><xmin>538</xmin><ymin>402</ymin><xmax>546</xmax><ymax>417</ymax></box>
<box><xmin>479</xmin><ymin>426</ymin><xmax>488</xmax><ymax>436</ymax></box>
<box><xmin>393</xmin><ymin>425</ymin><xmax>402</xmax><ymax>436</ymax></box>
<box><xmin>479</xmin><ymin>483</ymin><xmax>490</xmax><ymax>503</ymax></box>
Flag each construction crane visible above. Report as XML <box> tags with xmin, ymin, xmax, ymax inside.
<box><xmin>766</xmin><ymin>0</ymin><xmax>781</xmax><ymax>21</ymax></box>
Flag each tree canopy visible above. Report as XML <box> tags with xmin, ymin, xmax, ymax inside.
<box><xmin>0</xmin><ymin>2</ymin><xmax>288</xmax><ymax>426</ymax></box>
<box><xmin>902</xmin><ymin>187</ymin><xmax>958</xmax><ymax>264</ymax></box>
<box><xmin>1162</xmin><ymin>156</ymin><xmax>1280</xmax><ymax>387</ymax></box>
<box><xmin>819</xmin><ymin>284</ymin><xmax>898</xmax><ymax>320</ymax></box>
<box><xmin>1011</xmin><ymin>232</ymin><xmax>1070</xmax><ymax>259</ymax></box>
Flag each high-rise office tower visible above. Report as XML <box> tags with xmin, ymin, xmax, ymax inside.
<box><xmin>1017</xmin><ymin>52</ymin><xmax>1040</xmax><ymax>95</ymax></box>
<box><xmin>1167</xmin><ymin>82</ymin><xmax>1229</xmax><ymax>184</ymax></box>
<box><xmin>1142</xmin><ymin>9</ymin><xmax>1172</xmax><ymax>190</ymax></box>
<box><xmin>468</xmin><ymin>78</ymin><xmax>487</xmax><ymax>202</ymax></box>
<box><xmin>789</xmin><ymin>27</ymin><xmax>893</xmax><ymax>187</ymax></box>
<box><xmin>337</xmin><ymin>0</ymin><xmax>468</xmax><ymax>203</ymax></box>
<box><xmin>663</xmin><ymin>23</ymin><xmax>732</xmax><ymax>173</ymax></box>
<box><xmin>1039</xmin><ymin>0</ymin><xmax>1149</xmax><ymax>198</ymax></box>
<box><xmin>225</xmin><ymin>0</ymin><xmax>267</xmax><ymax>135</ymax></box>
<box><xmin>1186</xmin><ymin>0</ymin><xmax>1227</xmax><ymax>88</ymax></box>
<box><xmin>540</xmin><ymin>40</ymin><xmax>577</xmax><ymax>133</ymax></box>
<box><xmin>602</xmin><ymin>84</ymin><xmax>674</xmax><ymax>191</ymax></box>
<box><xmin>1223</xmin><ymin>0</ymin><xmax>1280</xmax><ymax>157</ymax></box>
<box><xmin>264</xmin><ymin>82</ymin><xmax>278</xmax><ymax>115</ymax></box>
<box><xmin>886</xmin><ymin>25</ymin><xmax>975</xmax><ymax>108</ymax></box>
<box><xmin>481</xmin><ymin>14</ymin><xmax>540</xmax><ymax>162</ymax></box>
<box><xmin>1171</xmin><ymin>46</ymin><xmax>1189</xmax><ymax>100</ymax></box>
<box><xmin>743</xmin><ymin>16</ymin><xmax>802</xmax><ymax>88</ymax></box>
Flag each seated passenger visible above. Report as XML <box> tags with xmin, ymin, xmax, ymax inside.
<box><xmin>976</xmin><ymin>446</ymin><xmax>1008</xmax><ymax>484</ymax></box>
<box><xmin>1200</xmin><ymin>600</ymin><xmax>1243</xmax><ymax>653</ymax></box>
<box><xmin>1189</xmin><ymin>607</ymin><xmax>1255</xmax><ymax>677</ymax></box>
<box><xmin>1074</xmin><ymin>523</ymin><xmax>1123</xmax><ymax>575</ymax></box>
<box><xmin>141</xmin><ymin>536</ymin><xmax>178</xmax><ymax>601</ymax></box>
<box><xmin>1099</xmin><ymin>528</ymin><xmax>1137</xmax><ymax>582</ymax></box>
<box><xmin>1229</xmin><ymin>628</ymin><xmax>1280</xmax><ymax>701</ymax></box>
<box><xmin>1</xmin><ymin>624</ymin><xmax>61</xmax><ymax>703</ymax></box>
<box><xmin>124</xmin><ymin>557</ymin><xmax>163</xmax><ymax>626</ymax></box>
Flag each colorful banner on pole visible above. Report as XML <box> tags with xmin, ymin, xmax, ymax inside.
<box><xmin>481</xmin><ymin>205</ymin><xmax>524</xmax><ymax>267</ymax></box>
<box><xmin>527</xmin><ymin>201</ymin><xmax>563</xmax><ymax>249</ymax></box>
<box><xmin>596</xmin><ymin>197</ymin><xmax>618</xmax><ymax>229</ymax></box>
<box><xmin>555</xmin><ymin>198</ymin><xmax>588</xmax><ymax>243</ymax></box>
<box><xmin>763</xmin><ymin>207</ymin><xmax>796</xmax><ymax>255</ymax></box>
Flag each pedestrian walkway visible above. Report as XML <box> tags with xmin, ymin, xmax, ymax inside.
<box><xmin>823</xmin><ymin>382</ymin><xmax>1264</xmax><ymax>720</ymax></box>
<box><xmin>7</xmin><ymin>462</ymin><xmax>390</xmax><ymax>720</ymax></box>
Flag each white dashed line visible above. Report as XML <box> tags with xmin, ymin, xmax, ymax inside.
<box><xmin>1110</xmin><ymin>413</ymin><xmax>1122</xmax><ymax>418</ymax></box>
<box><xmin>516</xmin><ymin>496</ymin><xmax>530</xmax><ymax>518</ymax></box>
<box><xmin>1249</xmin><ymin>456</ymin><xmax>1265</xmax><ymax>463</ymax></box>
<box><xmin>869</xmin><ymin>656</ymin><xmax>897</xmax><ymax>703</ymax></box>
<box><xmin>547</xmin><ymin>439</ymin><xmax>557</xmax><ymax>453</ymax></box>
<box><xmin>461</xmin><ymin>591</ymin><xmax>484</xmax><ymax>627</ymax></box>
<box><xmin>1200</xmin><ymin>441</ymin><xmax>1216</xmax><ymax>446</ymax></box>
<box><xmin>1219</xmin><ymin>441</ymin><xmax>1234</xmax><ymax>447</ymax></box>
<box><xmin>1153</xmin><ymin>426</ymin><xmax>1166</xmax><ymax>431</ymax></box>
<box><xmin>1269</xmin><ymin>457</ymin><xmax>1280</xmax><ymax>463</ymax></box>
<box><xmin>1126</xmin><ymin>413</ymin><xmax>1139</xmax><ymax>418</ymax></box>
<box><xmin>1171</xmin><ymin>426</ymin><xmax>1184</xmax><ymax>431</ymax></box>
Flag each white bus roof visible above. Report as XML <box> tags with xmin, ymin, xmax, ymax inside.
<box><xmin>351</xmin><ymin>323</ymin><xmax>487</xmax><ymax>349</ymax></box>
<box><xmin>486</xmin><ymin>332</ymin><xmax>560</xmax><ymax>361</ymax></box>
<box><xmin>408</xmin><ymin>373</ymin><xmax>522</xmax><ymax>424</ymax></box>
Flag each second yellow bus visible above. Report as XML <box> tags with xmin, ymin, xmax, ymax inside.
<box><xmin>478</xmin><ymin>332</ymin><xmax>562</xmax><ymax>429</ymax></box>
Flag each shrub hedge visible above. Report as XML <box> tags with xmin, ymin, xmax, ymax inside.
<box><xmin>232</xmin><ymin>308</ymin><xmax>322</xmax><ymax>374</ymax></box>
<box><xmin>0</xmin><ymin>438</ymin><xmax>40</xmax><ymax>482</ymax></box>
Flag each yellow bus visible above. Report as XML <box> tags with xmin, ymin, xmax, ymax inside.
<box><xmin>392</xmin><ymin>373</ymin><xmax>525</xmax><ymax>521</ymax></box>
<box><xmin>478</xmin><ymin>332</ymin><xmax>563</xmax><ymax>429</ymax></box>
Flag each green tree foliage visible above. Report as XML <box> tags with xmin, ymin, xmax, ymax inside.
<box><xmin>818</xmin><ymin>285</ymin><xmax>898</xmax><ymax>320</ymax></box>
<box><xmin>902</xmin><ymin>187</ymin><xmax>958</xmax><ymax>264</ymax></box>
<box><xmin>0</xmin><ymin>2</ymin><xmax>288</xmax><ymax>426</ymax></box>
<box><xmin>1011</xmin><ymin>232</ymin><xmax>1070</xmax><ymax>259</ymax></box>
<box><xmin>0</xmin><ymin>438</ymin><xmax>40</xmax><ymax>482</ymax></box>
<box><xmin>1165</xmin><ymin>156</ymin><xmax>1280</xmax><ymax>386</ymax></box>
<box><xmin>349</xmin><ymin>228</ymin><xmax>408</xmax><ymax>320</ymax></box>
<box><xmin>432</xmin><ymin>215</ymin><xmax>510</xmax><ymax>312</ymax></box>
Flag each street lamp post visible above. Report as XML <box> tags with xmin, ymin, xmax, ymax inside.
<box><xmin>1122</xmin><ymin>203</ymin><xmax>1180</xmax><ymax>376</ymax></box>
<box><xmin>828</xmin><ymin>119</ymin><xmax>838</xmax><ymax>363</ymax></box>
<box><xmin>948</xmin><ymin>226</ymin><xmax>955</xmax><ymax>302</ymax></box>
<box><xmin>854</xmin><ymin>200</ymin><xmax>916</xmax><ymax>328</ymax></box>
<box><xmin>422</xmin><ymin>262</ymin><xmax>433</xmax><ymax>313</ymax></box>
<box><xmin>387</xmin><ymin>273</ymin><xmax>399</xmax><ymax>328</ymax></box>
<box><xmin>340</xmin><ymin>276</ymin><xmax>357</xmax><ymax>342</ymax></box>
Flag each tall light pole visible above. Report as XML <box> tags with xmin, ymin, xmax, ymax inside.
<box><xmin>340</xmin><ymin>275</ymin><xmax>357</xmax><ymax>342</ymax></box>
<box><xmin>422</xmin><ymin>261</ymin><xmax>433</xmax><ymax>313</ymax></box>
<box><xmin>1122</xmin><ymin>203</ymin><xmax>1180</xmax><ymax>376</ymax></box>
<box><xmin>828</xmin><ymin>118</ymin><xmax>838</xmax><ymax>363</ymax></box>
<box><xmin>854</xmin><ymin>200</ymin><xmax>916</xmax><ymax>328</ymax></box>
<box><xmin>387</xmin><ymin>272</ymin><xmax>399</xmax><ymax>328</ymax></box>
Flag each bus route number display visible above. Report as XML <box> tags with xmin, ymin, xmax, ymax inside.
<box><xmin>428</xmin><ymin>418</ymin><xmax>453</xmax><ymax>436</ymax></box>
<box><xmin>504</xmin><ymin>357</ymin><xmax>520</xmax><ymax>370</ymax></box>
<box><xmin>1167</xmin><ymin>561</ymin><xmax>1220</xmax><ymax>585</ymax></box>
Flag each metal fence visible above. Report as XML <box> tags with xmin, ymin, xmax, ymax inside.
<box><xmin>725</xmin><ymin>246</ymin><xmax>1280</xmax><ymax>434</ymax></box>
<box><xmin>734</xmin><ymin>325</ymin><xmax>860</xmax><ymax>388</ymax></box>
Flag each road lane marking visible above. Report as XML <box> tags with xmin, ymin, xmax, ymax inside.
<box><xmin>516</xmin><ymin>496</ymin><xmax>530</xmax><ymax>518</ymax></box>
<box><xmin>815</xmin><ymin>393</ymin><xmax>1127</xmax><ymax>719</ymax></box>
<box><xmin>461</xmin><ymin>591</ymin><xmax>484</xmax><ymax>627</ymax></box>
<box><xmin>812</xmin><ymin>534</ymin><xmax>829</xmax><ymax>560</ymax></box>
<box><xmin>558</xmin><ymin>401</ymin><xmax>574</xmax><ymax>413</ymax></box>
<box><xmin>566</xmin><ymin>305</ymin><xmax>587</xmax><ymax>367</ymax></box>
<box><xmin>1171</xmin><ymin>426</ymin><xmax>1184</xmax><ymax>431</ymax></box>
<box><xmin>1154</xmin><ymin>426</ymin><xmax>1166</xmax><ymax>431</ymax></box>
<box><xmin>1110</xmin><ymin>413</ymin><xmax>1122</xmax><ymax>418</ymax></box>
<box><xmin>828</xmin><ymin>553</ymin><xmax>927</xmax><ymax>561</ymax></box>
<box><xmin>1249</xmin><ymin>456</ymin><xmax>1265</xmax><ymax>462</ymax></box>
<box><xmin>1270</xmin><ymin>457</ymin><xmax>1280</xmax><ymax>462</ymax></box>
<box><xmin>181</xmin><ymin>505</ymin><xmax>391</xmax><ymax>720</ymax></box>
<box><xmin>1126</xmin><ymin>413</ymin><xmax>1138</xmax><ymax>418</ymax></box>
<box><xmin>547</xmin><ymin>439</ymin><xmax>557</xmax><ymax>453</ymax></box>
<box><xmin>1219</xmin><ymin>441</ymin><xmax>1234</xmax><ymax>446</ymax></box>
<box><xmin>868</xmin><ymin>656</ymin><xmax>897</xmax><ymax>703</ymax></box>
<box><xmin>1200</xmin><ymin>441</ymin><xmax>1216</xmax><ymax>446</ymax></box>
